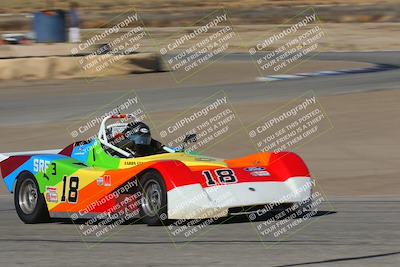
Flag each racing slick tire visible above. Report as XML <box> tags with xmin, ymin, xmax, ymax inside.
<box><xmin>14</xmin><ymin>172</ymin><xmax>50</xmax><ymax>224</ymax></box>
<box><xmin>138</xmin><ymin>170</ymin><xmax>168</xmax><ymax>226</ymax></box>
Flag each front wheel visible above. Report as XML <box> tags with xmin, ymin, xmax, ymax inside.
<box><xmin>14</xmin><ymin>173</ymin><xmax>50</xmax><ymax>224</ymax></box>
<box><xmin>138</xmin><ymin>171</ymin><xmax>168</xmax><ymax>226</ymax></box>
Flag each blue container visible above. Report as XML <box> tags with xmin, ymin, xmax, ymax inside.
<box><xmin>33</xmin><ymin>10</ymin><xmax>67</xmax><ymax>43</ymax></box>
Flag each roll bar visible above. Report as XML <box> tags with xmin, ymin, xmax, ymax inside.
<box><xmin>97</xmin><ymin>114</ymin><xmax>137</xmax><ymax>157</ymax></box>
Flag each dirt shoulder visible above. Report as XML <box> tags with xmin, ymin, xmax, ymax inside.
<box><xmin>142</xmin><ymin>23</ymin><xmax>400</xmax><ymax>53</ymax></box>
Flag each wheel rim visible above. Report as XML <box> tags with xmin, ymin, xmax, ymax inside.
<box><xmin>141</xmin><ymin>179</ymin><xmax>162</xmax><ymax>217</ymax></box>
<box><xmin>18</xmin><ymin>178</ymin><xmax>38</xmax><ymax>214</ymax></box>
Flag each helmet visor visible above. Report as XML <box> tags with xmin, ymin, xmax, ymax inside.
<box><xmin>127</xmin><ymin>133</ymin><xmax>151</xmax><ymax>145</ymax></box>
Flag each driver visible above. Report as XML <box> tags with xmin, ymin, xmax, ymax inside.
<box><xmin>112</xmin><ymin>121</ymin><xmax>163</xmax><ymax>157</ymax></box>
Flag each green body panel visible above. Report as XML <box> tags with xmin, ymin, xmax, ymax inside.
<box><xmin>35</xmin><ymin>158</ymin><xmax>87</xmax><ymax>193</ymax></box>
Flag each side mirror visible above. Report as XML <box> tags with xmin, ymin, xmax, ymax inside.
<box><xmin>183</xmin><ymin>133</ymin><xmax>197</xmax><ymax>144</ymax></box>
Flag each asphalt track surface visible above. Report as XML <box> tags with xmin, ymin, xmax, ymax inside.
<box><xmin>0</xmin><ymin>52</ymin><xmax>399</xmax><ymax>266</ymax></box>
<box><xmin>0</xmin><ymin>52</ymin><xmax>399</xmax><ymax>127</ymax></box>
<box><xmin>0</xmin><ymin>196</ymin><xmax>399</xmax><ymax>266</ymax></box>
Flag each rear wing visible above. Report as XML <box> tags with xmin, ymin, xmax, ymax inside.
<box><xmin>0</xmin><ymin>149</ymin><xmax>61</xmax><ymax>159</ymax></box>
<box><xmin>0</xmin><ymin>154</ymin><xmax>7</xmax><ymax>162</ymax></box>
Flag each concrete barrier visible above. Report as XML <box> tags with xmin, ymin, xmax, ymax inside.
<box><xmin>0</xmin><ymin>53</ymin><xmax>161</xmax><ymax>80</ymax></box>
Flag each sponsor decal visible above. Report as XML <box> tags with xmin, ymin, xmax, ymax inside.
<box><xmin>195</xmin><ymin>157</ymin><xmax>216</xmax><ymax>161</ymax></box>
<box><xmin>74</xmin><ymin>145</ymin><xmax>86</xmax><ymax>156</ymax></box>
<box><xmin>96</xmin><ymin>177</ymin><xmax>103</xmax><ymax>186</ymax></box>
<box><xmin>33</xmin><ymin>159</ymin><xmax>50</xmax><ymax>173</ymax></box>
<box><xmin>45</xmin><ymin>186</ymin><xmax>58</xmax><ymax>203</ymax></box>
<box><xmin>250</xmin><ymin>170</ymin><xmax>270</xmax><ymax>177</ymax></box>
<box><xmin>244</xmin><ymin>167</ymin><xmax>265</xmax><ymax>172</ymax></box>
<box><xmin>124</xmin><ymin>161</ymin><xmax>141</xmax><ymax>166</ymax></box>
<box><xmin>104</xmin><ymin>175</ymin><xmax>111</xmax><ymax>187</ymax></box>
<box><xmin>97</xmin><ymin>175</ymin><xmax>111</xmax><ymax>186</ymax></box>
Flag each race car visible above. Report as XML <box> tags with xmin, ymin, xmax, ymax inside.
<box><xmin>0</xmin><ymin>114</ymin><xmax>313</xmax><ymax>225</ymax></box>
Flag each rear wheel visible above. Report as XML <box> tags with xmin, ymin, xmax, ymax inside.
<box><xmin>138</xmin><ymin>171</ymin><xmax>167</xmax><ymax>226</ymax></box>
<box><xmin>14</xmin><ymin>173</ymin><xmax>50</xmax><ymax>224</ymax></box>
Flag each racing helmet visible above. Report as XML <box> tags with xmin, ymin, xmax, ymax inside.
<box><xmin>110</xmin><ymin>121</ymin><xmax>153</xmax><ymax>157</ymax></box>
<box><xmin>124</xmin><ymin>121</ymin><xmax>151</xmax><ymax>146</ymax></box>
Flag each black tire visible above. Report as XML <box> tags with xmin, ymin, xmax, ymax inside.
<box><xmin>138</xmin><ymin>170</ymin><xmax>168</xmax><ymax>226</ymax></box>
<box><xmin>14</xmin><ymin>172</ymin><xmax>50</xmax><ymax>224</ymax></box>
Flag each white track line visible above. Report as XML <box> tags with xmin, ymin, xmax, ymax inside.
<box><xmin>256</xmin><ymin>64</ymin><xmax>391</xmax><ymax>82</ymax></box>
